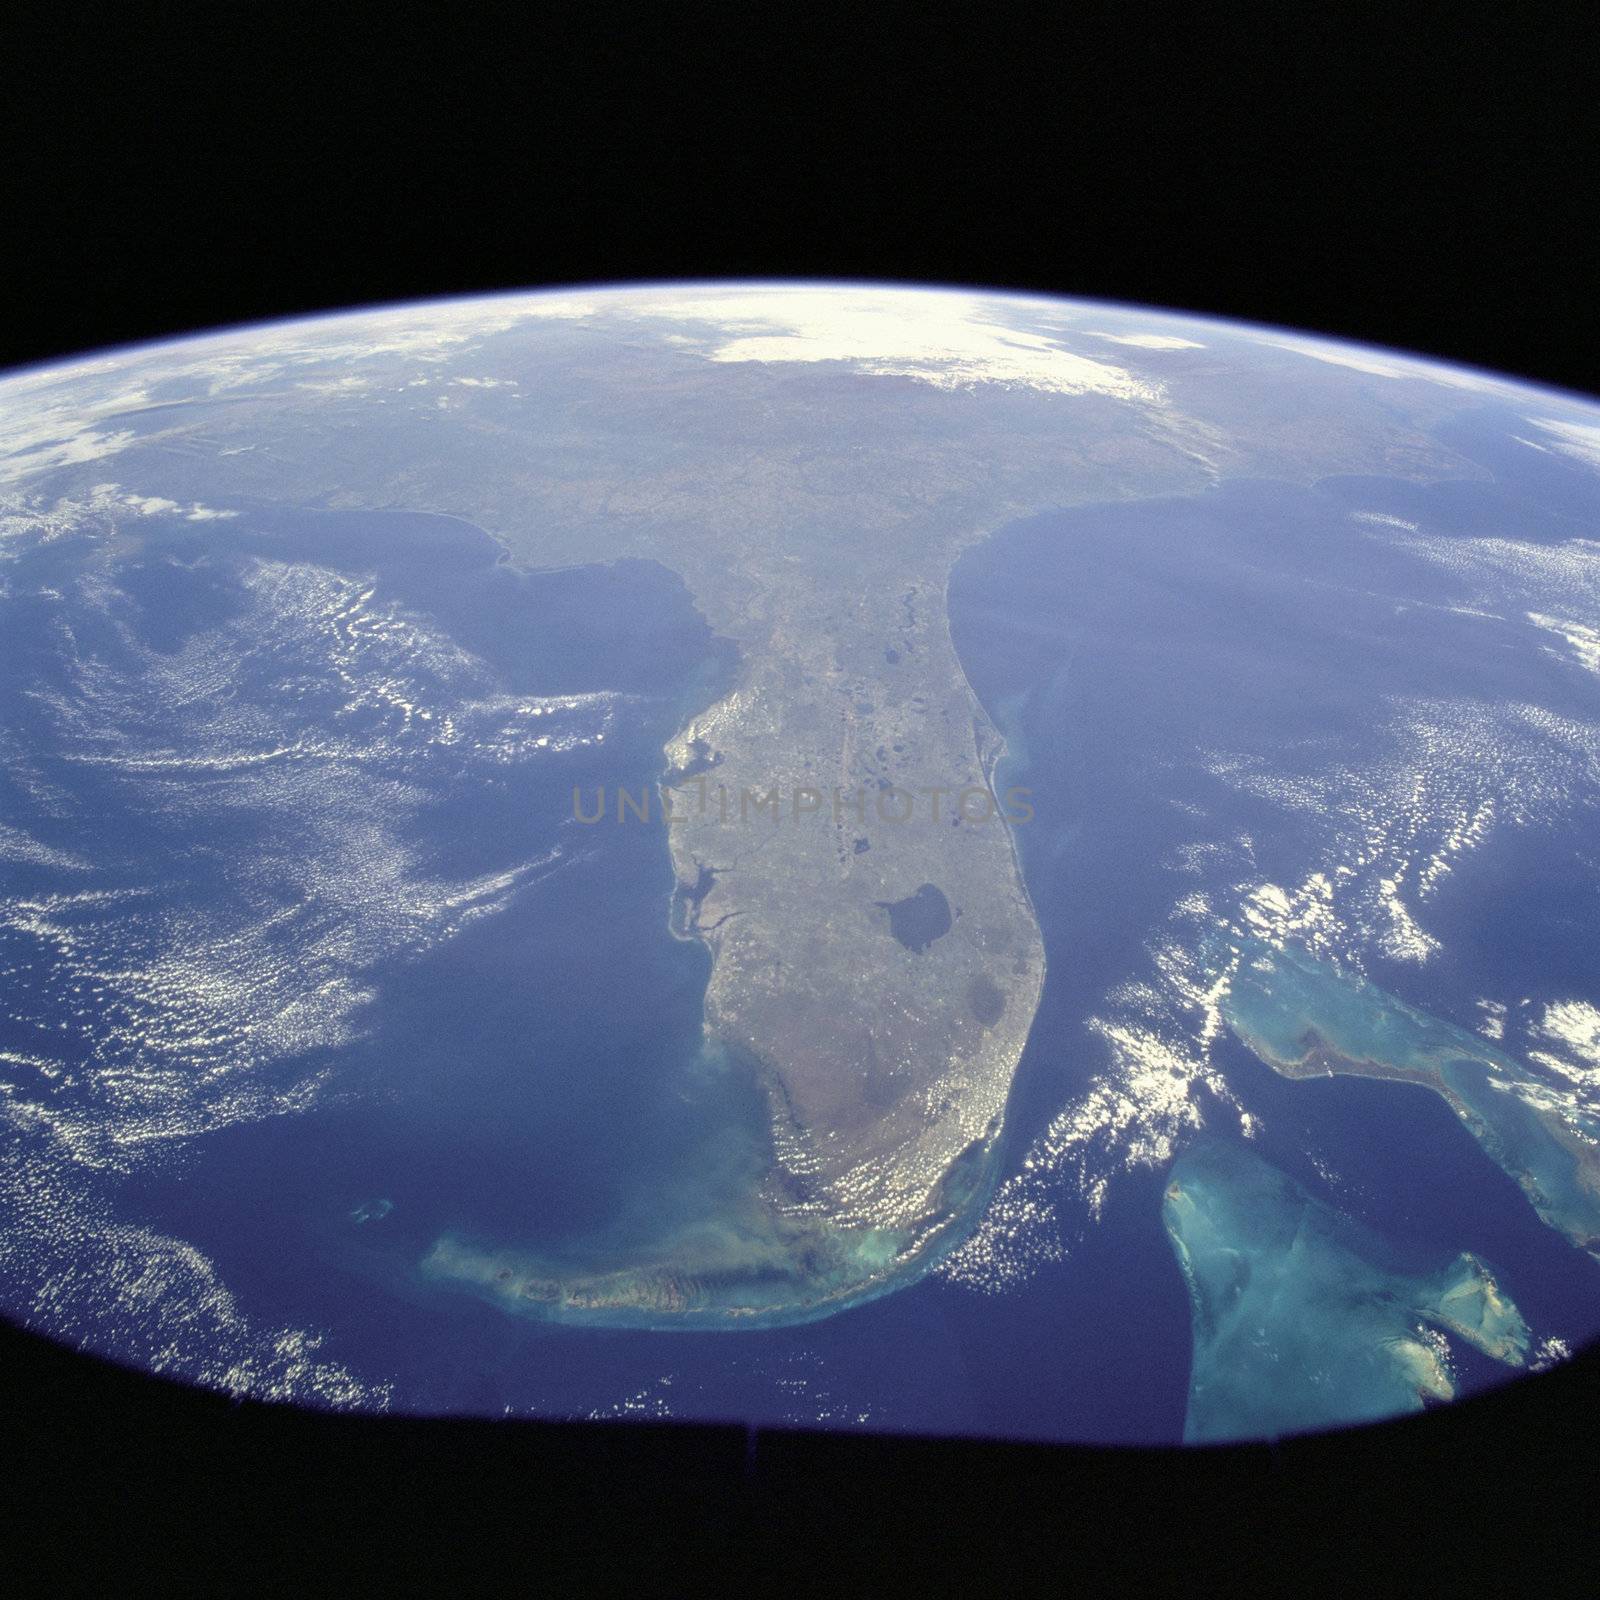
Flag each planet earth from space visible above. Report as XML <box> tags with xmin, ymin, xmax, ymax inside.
<box><xmin>3</xmin><ymin>282</ymin><xmax>1600</xmax><ymax>1445</ymax></box>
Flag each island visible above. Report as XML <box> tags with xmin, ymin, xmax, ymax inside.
<box><xmin>1220</xmin><ymin>937</ymin><xmax>1600</xmax><ymax>1262</ymax></box>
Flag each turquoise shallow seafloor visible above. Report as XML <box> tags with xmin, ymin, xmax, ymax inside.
<box><xmin>1163</xmin><ymin>1138</ymin><xmax>1530</xmax><ymax>1443</ymax></box>
<box><xmin>1220</xmin><ymin>936</ymin><xmax>1600</xmax><ymax>1261</ymax></box>
<box><xmin>413</xmin><ymin>1105</ymin><xmax>1004</xmax><ymax>1332</ymax></box>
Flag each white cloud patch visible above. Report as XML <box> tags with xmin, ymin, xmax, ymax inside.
<box><xmin>948</xmin><ymin>677</ymin><xmax>1600</xmax><ymax>1298</ymax></box>
<box><xmin>111</xmin><ymin>487</ymin><xmax>239</xmax><ymax>522</ymax></box>
<box><xmin>1263</xmin><ymin>336</ymin><xmax>1500</xmax><ymax>391</ymax></box>
<box><xmin>294</xmin><ymin>375</ymin><xmax>375</xmax><ymax>395</ymax></box>
<box><xmin>1392</xmin><ymin>529</ymin><xmax>1600</xmax><ymax>679</ymax></box>
<box><xmin>1083</xmin><ymin>331</ymin><xmax>1204</xmax><ymax>349</ymax></box>
<box><xmin>1527</xmin><ymin>417</ymin><xmax>1600</xmax><ymax>473</ymax></box>
<box><xmin>199</xmin><ymin>297</ymin><xmax>566</xmax><ymax>371</ymax></box>
<box><xmin>937</xmin><ymin>942</ymin><xmax>1241</xmax><ymax>1295</ymax></box>
<box><xmin>0</xmin><ymin>297</ymin><xmax>565</xmax><ymax>476</ymax></box>
<box><xmin>1477</xmin><ymin>998</ymin><xmax>1507</xmax><ymax>1041</ymax></box>
<box><xmin>1352</xmin><ymin>510</ymin><xmax>1419</xmax><ymax>532</ymax></box>
<box><xmin>613</xmin><ymin>286</ymin><xmax>1163</xmax><ymax>400</ymax></box>
<box><xmin>1528</xmin><ymin>613</ymin><xmax>1600</xmax><ymax>676</ymax></box>
<box><xmin>0</xmin><ymin>1128</ymin><xmax>391</xmax><ymax>1408</ymax></box>
<box><xmin>1530</xmin><ymin>1000</ymin><xmax>1600</xmax><ymax>1094</ymax></box>
<box><xmin>1202</xmin><ymin>694</ymin><xmax>1600</xmax><ymax>968</ymax></box>
<box><xmin>0</xmin><ymin>553</ymin><xmax>608</xmax><ymax>1170</ymax></box>
<box><xmin>0</xmin><ymin>483</ymin><xmax>236</xmax><ymax>567</ymax></box>
<box><xmin>0</xmin><ymin>378</ymin><xmax>143</xmax><ymax>484</ymax></box>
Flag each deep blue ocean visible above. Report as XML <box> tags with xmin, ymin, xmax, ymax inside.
<box><xmin>944</xmin><ymin>403</ymin><xmax>1600</xmax><ymax>1433</ymax></box>
<box><xmin>7</xmin><ymin>395</ymin><xmax>1600</xmax><ymax>1441</ymax></box>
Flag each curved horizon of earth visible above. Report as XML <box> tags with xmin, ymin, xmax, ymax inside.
<box><xmin>3</xmin><ymin>282</ymin><xmax>1600</xmax><ymax>1437</ymax></box>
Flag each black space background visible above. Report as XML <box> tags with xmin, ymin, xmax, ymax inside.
<box><xmin>2</xmin><ymin>9</ymin><xmax>1597</xmax><ymax>397</ymax></box>
<box><xmin>2</xmin><ymin>7</ymin><xmax>1598</xmax><ymax>1590</ymax></box>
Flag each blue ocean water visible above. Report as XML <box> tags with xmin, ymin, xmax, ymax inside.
<box><xmin>945</xmin><ymin>406</ymin><xmax>1600</xmax><ymax>1432</ymax></box>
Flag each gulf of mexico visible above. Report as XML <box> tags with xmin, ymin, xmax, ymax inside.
<box><xmin>110</xmin><ymin>507</ymin><xmax>777</xmax><ymax>1410</ymax></box>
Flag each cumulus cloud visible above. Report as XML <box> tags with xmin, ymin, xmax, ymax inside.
<box><xmin>112</xmin><ymin>487</ymin><xmax>239</xmax><ymax>522</ymax></box>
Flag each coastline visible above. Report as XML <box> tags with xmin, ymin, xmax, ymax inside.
<box><xmin>416</xmin><ymin>521</ymin><xmax>1050</xmax><ymax>1331</ymax></box>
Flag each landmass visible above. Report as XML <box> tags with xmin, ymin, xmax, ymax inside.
<box><xmin>1220</xmin><ymin>937</ymin><xmax>1600</xmax><ymax>1262</ymax></box>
